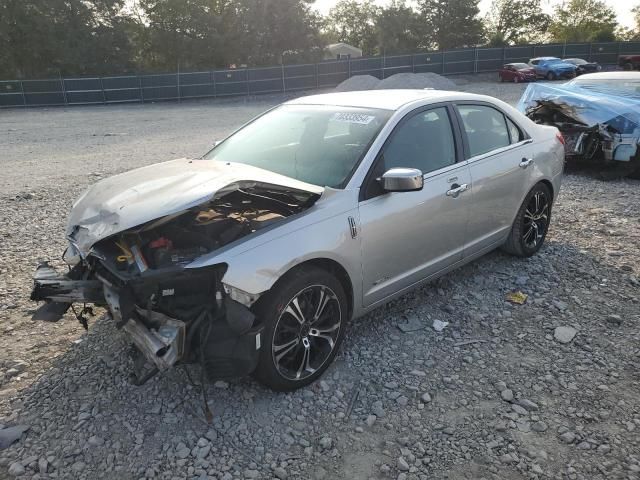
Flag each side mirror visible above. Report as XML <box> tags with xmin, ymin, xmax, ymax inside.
<box><xmin>380</xmin><ymin>168</ymin><xmax>424</xmax><ymax>192</ymax></box>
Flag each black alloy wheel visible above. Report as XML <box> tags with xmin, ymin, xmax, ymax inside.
<box><xmin>271</xmin><ymin>285</ymin><xmax>342</xmax><ymax>381</ymax></box>
<box><xmin>502</xmin><ymin>183</ymin><xmax>553</xmax><ymax>258</ymax></box>
<box><xmin>252</xmin><ymin>266</ymin><xmax>348</xmax><ymax>391</ymax></box>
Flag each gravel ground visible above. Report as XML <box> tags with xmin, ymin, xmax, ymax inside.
<box><xmin>1</xmin><ymin>78</ymin><xmax>639</xmax><ymax>480</ymax></box>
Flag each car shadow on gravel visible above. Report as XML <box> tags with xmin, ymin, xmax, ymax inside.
<box><xmin>2</xmin><ymin>239</ymin><xmax>639</xmax><ymax>479</ymax></box>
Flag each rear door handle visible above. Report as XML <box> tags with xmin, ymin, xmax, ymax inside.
<box><xmin>519</xmin><ymin>158</ymin><xmax>534</xmax><ymax>169</ymax></box>
<box><xmin>446</xmin><ymin>183</ymin><xmax>469</xmax><ymax>198</ymax></box>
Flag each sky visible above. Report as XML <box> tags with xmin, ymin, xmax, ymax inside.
<box><xmin>312</xmin><ymin>0</ymin><xmax>637</xmax><ymax>29</ymax></box>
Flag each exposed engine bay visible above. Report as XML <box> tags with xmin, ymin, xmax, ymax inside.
<box><xmin>31</xmin><ymin>186</ymin><xmax>318</xmax><ymax>385</ymax></box>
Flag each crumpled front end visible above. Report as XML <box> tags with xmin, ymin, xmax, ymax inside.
<box><xmin>518</xmin><ymin>83</ymin><xmax>640</xmax><ymax>174</ymax></box>
<box><xmin>31</xmin><ymin>175</ymin><xmax>320</xmax><ymax>384</ymax></box>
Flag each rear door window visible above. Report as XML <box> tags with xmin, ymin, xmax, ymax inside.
<box><xmin>457</xmin><ymin>105</ymin><xmax>510</xmax><ymax>157</ymax></box>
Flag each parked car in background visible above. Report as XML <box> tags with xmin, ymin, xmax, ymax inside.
<box><xmin>519</xmin><ymin>72</ymin><xmax>640</xmax><ymax>178</ymax></box>
<box><xmin>562</xmin><ymin>58</ymin><xmax>601</xmax><ymax>75</ymax></box>
<box><xmin>619</xmin><ymin>54</ymin><xmax>640</xmax><ymax>71</ymax></box>
<box><xmin>498</xmin><ymin>63</ymin><xmax>537</xmax><ymax>83</ymax></box>
<box><xmin>31</xmin><ymin>90</ymin><xmax>564</xmax><ymax>391</ymax></box>
<box><xmin>529</xmin><ymin>57</ymin><xmax>577</xmax><ymax>80</ymax></box>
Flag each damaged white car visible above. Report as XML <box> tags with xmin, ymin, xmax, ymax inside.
<box><xmin>32</xmin><ymin>90</ymin><xmax>564</xmax><ymax>391</ymax></box>
<box><xmin>518</xmin><ymin>72</ymin><xmax>640</xmax><ymax>178</ymax></box>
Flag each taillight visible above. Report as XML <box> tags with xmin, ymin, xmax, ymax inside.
<box><xmin>556</xmin><ymin>132</ymin><xmax>565</xmax><ymax>145</ymax></box>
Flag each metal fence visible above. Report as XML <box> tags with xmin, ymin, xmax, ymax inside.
<box><xmin>2</xmin><ymin>41</ymin><xmax>639</xmax><ymax>108</ymax></box>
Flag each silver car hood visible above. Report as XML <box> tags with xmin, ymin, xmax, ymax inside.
<box><xmin>67</xmin><ymin>158</ymin><xmax>324</xmax><ymax>255</ymax></box>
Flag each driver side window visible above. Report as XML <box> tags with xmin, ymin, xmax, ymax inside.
<box><xmin>363</xmin><ymin>106</ymin><xmax>456</xmax><ymax>199</ymax></box>
<box><xmin>381</xmin><ymin>107</ymin><xmax>456</xmax><ymax>174</ymax></box>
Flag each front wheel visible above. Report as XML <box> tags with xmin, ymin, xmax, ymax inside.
<box><xmin>546</xmin><ymin>71</ymin><xmax>556</xmax><ymax>81</ymax></box>
<box><xmin>252</xmin><ymin>266</ymin><xmax>348</xmax><ymax>391</ymax></box>
<box><xmin>502</xmin><ymin>183</ymin><xmax>553</xmax><ymax>257</ymax></box>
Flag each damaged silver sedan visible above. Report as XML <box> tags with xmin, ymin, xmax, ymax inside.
<box><xmin>32</xmin><ymin>90</ymin><xmax>564</xmax><ymax>391</ymax></box>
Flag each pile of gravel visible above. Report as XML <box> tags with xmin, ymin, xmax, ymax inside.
<box><xmin>336</xmin><ymin>72</ymin><xmax>457</xmax><ymax>92</ymax></box>
<box><xmin>334</xmin><ymin>75</ymin><xmax>381</xmax><ymax>92</ymax></box>
<box><xmin>375</xmin><ymin>72</ymin><xmax>457</xmax><ymax>90</ymax></box>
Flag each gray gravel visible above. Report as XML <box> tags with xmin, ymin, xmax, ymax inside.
<box><xmin>1</xmin><ymin>78</ymin><xmax>640</xmax><ymax>479</ymax></box>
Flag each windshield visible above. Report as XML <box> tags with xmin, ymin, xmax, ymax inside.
<box><xmin>203</xmin><ymin>105</ymin><xmax>391</xmax><ymax>188</ymax></box>
<box><xmin>573</xmin><ymin>78</ymin><xmax>640</xmax><ymax>95</ymax></box>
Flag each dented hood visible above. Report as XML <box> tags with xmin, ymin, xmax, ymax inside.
<box><xmin>67</xmin><ymin>158</ymin><xmax>324</xmax><ymax>255</ymax></box>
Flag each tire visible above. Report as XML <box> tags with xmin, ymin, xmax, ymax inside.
<box><xmin>546</xmin><ymin>71</ymin><xmax>556</xmax><ymax>81</ymax></box>
<box><xmin>252</xmin><ymin>266</ymin><xmax>348</xmax><ymax>391</ymax></box>
<box><xmin>502</xmin><ymin>183</ymin><xmax>553</xmax><ymax>258</ymax></box>
<box><xmin>623</xmin><ymin>62</ymin><xmax>633</xmax><ymax>71</ymax></box>
<box><xmin>499</xmin><ymin>74</ymin><xmax>504</xmax><ymax>83</ymax></box>
<box><xmin>513</xmin><ymin>76</ymin><xmax>519</xmax><ymax>83</ymax></box>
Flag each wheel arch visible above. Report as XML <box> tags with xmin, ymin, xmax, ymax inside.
<box><xmin>281</xmin><ymin>258</ymin><xmax>355</xmax><ymax>320</ymax></box>
<box><xmin>252</xmin><ymin>257</ymin><xmax>355</xmax><ymax>321</ymax></box>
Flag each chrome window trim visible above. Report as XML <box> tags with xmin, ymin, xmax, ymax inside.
<box><xmin>465</xmin><ymin>138</ymin><xmax>533</xmax><ymax>165</ymax></box>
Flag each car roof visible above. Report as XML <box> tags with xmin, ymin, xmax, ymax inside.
<box><xmin>531</xmin><ymin>57</ymin><xmax>560</xmax><ymax>61</ymax></box>
<box><xmin>572</xmin><ymin>71</ymin><xmax>640</xmax><ymax>81</ymax></box>
<box><xmin>285</xmin><ymin>89</ymin><xmax>490</xmax><ymax>111</ymax></box>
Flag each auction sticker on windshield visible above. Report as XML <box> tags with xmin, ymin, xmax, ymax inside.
<box><xmin>332</xmin><ymin>112</ymin><xmax>376</xmax><ymax>124</ymax></box>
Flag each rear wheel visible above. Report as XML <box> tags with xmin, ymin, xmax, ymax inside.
<box><xmin>623</xmin><ymin>62</ymin><xmax>633</xmax><ymax>71</ymax></box>
<box><xmin>546</xmin><ymin>71</ymin><xmax>556</xmax><ymax>81</ymax></box>
<box><xmin>502</xmin><ymin>183</ymin><xmax>553</xmax><ymax>258</ymax></box>
<box><xmin>252</xmin><ymin>266</ymin><xmax>348</xmax><ymax>391</ymax></box>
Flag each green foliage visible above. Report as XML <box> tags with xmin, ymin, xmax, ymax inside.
<box><xmin>417</xmin><ymin>0</ymin><xmax>484</xmax><ymax>50</ymax></box>
<box><xmin>325</xmin><ymin>0</ymin><xmax>380</xmax><ymax>55</ymax></box>
<box><xmin>485</xmin><ymin>0</ymin><xmax>550</xmax><ymax>46</ymax></box>
<box><xmin>375</xmin><ymin>0</ymin><xmax>423</xmax><ymax>55</ymax></box>
<box><xmin>0</xmin><ymin>0</ymin><xmax>633</xmax><ymax>80</ymax></box>
<box><xmin>0</xmin><ymin>0</ymin><xmax>137</xmax><ymax>78</ymax></box>
<box><xmin>548</xmin><ymin>0</ymin><xmax>618</xmax><ymax>43</ymax></box>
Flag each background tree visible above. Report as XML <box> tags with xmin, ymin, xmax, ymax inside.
<box><xmin>375</xmin><ymin>0</ymin><xmax>423</xmax><ymax>55</ymax></box>
<box><xmin>485</xmin><ymin>0</ymin><xmax>550</xmax><ymax>46</ymax></box>
<box><xmin>548</xmin><ymin>0</ymin><xmax>618</xmax><ymax>43</ymax></box>
<box><xmin>417</xmin><ymin>0</ymin><xmax>484</xmax><ymax>50</ymax></box>
<box><xmin>325</xmin><ymin>0</ymin><xmax>380</xmax><ymax>55</ymax></box>
<box><xmin>0</xmin><ymin>0</ymin><xmax>135</xmax><ymax>78</ymax></box>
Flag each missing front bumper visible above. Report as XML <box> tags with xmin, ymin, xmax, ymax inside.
<box><xmin>30</xmin><ymin>260</ymin><xmax>264</xmax><ymax>383</ymax></box>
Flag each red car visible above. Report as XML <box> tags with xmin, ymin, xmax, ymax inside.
<box><xmin>498</xmin><ymin>63</ymin><xmax>537</xmax><ymax>83</ymax></box>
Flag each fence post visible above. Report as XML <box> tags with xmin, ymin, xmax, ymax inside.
<box><xmin>177</xmin><ymin>64</ymin><xmax>181</xmax><ymax>103</ymax></box>
<box><xmin>588</xmin><ymin>43</ymin><xmax>593</xmax><ymax>62</ymax></box>
<box><xmin>19</xmin><ymin>80</ymin><xmax>26</xmax><ymax>107</ymax></box>
<box><xmin>442</xmin><ymin>51</ymin><xmax>445</xmax><ymax>75</ymax></box>
<box><xmin>138</xmin><ymin>75</ymin><xmax>144</xmax><ymax>103</ymax></box>
<box><xmin>533</xmin><ymin>45</ymin><xmax>537</xmax><ymax>58</ymax></box>
<box><xmin>474</xmin><ymin>47</ymin><xmax>478</xmax><ymax>73</ymax></box>
<box><xmin>99</xmin><ymin>77</ymin><xmax>106</xmax><ymax>104</ymax></box>
<box><xmin>59</xmin><ymin>72</ymin><xmax>68</xmax><ymax>106</ymax></box>
<box><xmin>212</xmin><ymin>70</ymin><xmax>217</xmax><ymax>98</ymax></box>
<box><xmin>246</xmin><ymin>69</ymin><xmax>250</xmax><ymax>97</ymax></box>
<box><xmin>348</xmin><ymin>56</ymin><xmax>351</xmax><ymax>79</ymax></box>
<box><xmin>282</xmin><ymin>63</ymin><xmax>286</xmax><ymax>93</ymax></box>
<box><xmin>315</xmin><ymin>63</ymin><xmax>319</xmax><ymax>89</ymax></box>
<box><xmin>562</xmin><ymin>42</ymin><xmax>566</xmax><ymax>58</ymax></box>
<box><xmin>411</xmin><ymin>54</ymin><xmax>415</xmax><ymax>73</ymax></box>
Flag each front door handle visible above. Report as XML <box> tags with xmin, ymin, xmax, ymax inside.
<box><xmin>446</xmin><ymin>183</ymin><xmax>469</xmax><ymax>198</ymax></box>
<box><xmin>519</xmin><ymin>158</ymin><xmax>534</xmax><ymax>169</ymax></box>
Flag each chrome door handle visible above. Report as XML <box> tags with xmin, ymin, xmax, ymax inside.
<box><xmin>446</xmin><ymin>183</ymin><xmax>469</xmax><ymax>198</ymax></box>
<box><xmin>519</xmin><ymin>158</ymin><xmax>534</xmax><ymax>169</ymax></box>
